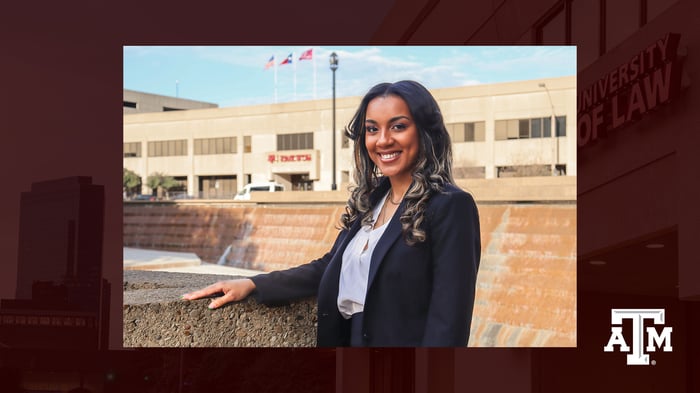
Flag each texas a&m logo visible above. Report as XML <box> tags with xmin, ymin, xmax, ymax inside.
<box><xmin>603</xmin><ymin>309</ymin><xmax>672</xmax><ymax>365</ymax></box>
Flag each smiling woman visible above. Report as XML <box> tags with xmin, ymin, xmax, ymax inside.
<box><xmin>183</xmin><ymin>80</ymin><xmax>481</xmax><ymax>347</ymax></box>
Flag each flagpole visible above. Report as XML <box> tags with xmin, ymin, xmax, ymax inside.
<box><xmin>274</xmin><ymin>57</ymin><xmax>278</xmax><ymax>104</ymax></box>
<box><xmin>313</xmin><ymin>48</ymin><xmax>317</xmax><ymax>100</ymax></box>
<box><xmin>293</xmin><ymin>51</ymin><xmax>297</xmax><ymax>101</ymax></box>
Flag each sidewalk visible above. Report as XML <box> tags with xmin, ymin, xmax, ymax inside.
<box><xmin>123</xmin><ymin>247</ymin><xmax>261</xmax><ymax>277</ymax></box>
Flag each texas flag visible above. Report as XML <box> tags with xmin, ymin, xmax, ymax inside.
<box><xmin>264</xmin><ymin>55</ymin><xmax>275</xmax><ymax>70</ymax></box>
<box><xmin>280</xmin><ymin>53</ymin><xmax>293</xmax><ymax>65</ymax></box>
<box><xmin>299</xmin><ymin>49</ymin><xmax>313</xmax><ymax>61</ymax></box>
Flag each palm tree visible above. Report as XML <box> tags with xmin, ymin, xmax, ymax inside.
<box><xmin>123</xmin><ymin>168</ymin><xmax>141</xmax><ymax>198</ymax></box>
<box><xmin>146</xmin><ymin>172</ymin><xmax>178</xmax><ymax>199</ymax></box>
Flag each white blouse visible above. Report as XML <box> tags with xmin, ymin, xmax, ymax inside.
<box><xmin>337</xmin><ymin>192</ymin><xmax>391</xmax><ymax>319</ymax></box>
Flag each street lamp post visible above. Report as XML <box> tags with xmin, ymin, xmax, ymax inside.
<box><xmin>329</xmin><ymin>52</ymin><xmax>339</xmax><ymax>191</ymax></box>
<box><xmin>539</xmin><ymin>82</ymin><xmax>558</xmax><ymax>175</ymax></box>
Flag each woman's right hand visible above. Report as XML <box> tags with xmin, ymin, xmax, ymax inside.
<box><xmin>181</xmin><ymin>279</ymin><xmax>256</xmax><ymax>309</ymax></box>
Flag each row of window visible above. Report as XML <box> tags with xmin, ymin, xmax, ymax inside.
<box><xmin>278</xmin><ymin>132</ymin><xmax>314</xmax><ymax>151</ymax></box>
<box><xmin>195</xmin><ymin>137</ymin><xmax>237</xmax><ymax>155</ymax></box>
<box><xmin>149</xmin><ymin>140</ymin><xmax>188</xmax><ymax>157</ymax></box>
<box><xmin>125</xmin><ymin>137</ymin><xmax>254</xmax><ymax>158</ymax></box>
<box><xmin>447</xmin><ymin>122</ymin><xmax>486</xmax><ymax>142</ymax></box>
<box><xmin>494</xmin><ymin>116</ymin><xmax>566</xmax><ymax>140</ymax></box>
<box><xmin>124</xmin><ymin>118</ymin><xmax>567</xmax><ymax>158</ymax></box>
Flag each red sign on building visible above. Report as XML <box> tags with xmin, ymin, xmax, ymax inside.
<box><xmin>268</xmin><ymin>154</ymin><xmax>313</xmax><ymax>163</ymax></box>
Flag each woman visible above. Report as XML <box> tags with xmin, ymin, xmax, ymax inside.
<box><xmin>183</xmin><ymin>80</ymin><xmax>481</xmax><ymax>347</ymax></box>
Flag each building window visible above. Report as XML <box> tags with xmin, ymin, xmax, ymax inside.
<box><xmin>531</xmin><ymin>118</ymin><xmax>542</xmax><ymax>138</ymax></box>
<box><xmin>163</xmin><ymin>106</ymin><xmax>184</xmax><ymax>111</ymax></box>
<box><xmin>123</xmin><ymin>142</ymin><xmax>141</xmax><ymax>157</ymax></box>
<box><xmin>555</xmin><ymin>116</ymin><xmax>567</xmax><ymax>137</ymax></box>
<box><xmin>244</xmin><ymin>136</ymin><xmax>252</xmax><ymax>153</ymax></box>
<box><xmin>519</xmin><ymin>119</ymin><xmax>530</xmax><ymax>139</ymax></box>
<box><xmin>194</xmin><ymin>137</ymin><xmax>237</xmax><ymax>155</ymax></box>
<box><xmin>147</xmin><ymin>139</ymin><xmax>188</xmax><ymax>157</ymax></box>
<box><xmin>448</xmin><ymin>122</ymin><xmax>485</xmax><ymax>142</ymax></box>
<box><xmin>543</xmin><ymin>117</ymin><xmax>552</xmax><ymax>137</ymax></box>
<box><xmin>277</xmin><ymin>132</ymin><xmax>314</xmax><ymax>151</ymax></box>
<box><xmin>123</xmin><ymin>100</ymin><xmax>137</xmax><ymax>109</ymax></box>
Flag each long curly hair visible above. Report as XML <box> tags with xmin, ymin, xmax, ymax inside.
<box><xmin>340</xmin><ymin>80</ymin><xmax>454</xmax><ymax>245</ymax></box>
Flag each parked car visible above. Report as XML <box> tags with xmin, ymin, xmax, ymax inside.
<box><xmin>133</xmin><ymin>194</ymin><xmax>156</xmax><ymax>201</ymax></box>
<box><xmin>170</xmin><ymin>193</ymin><xmax>195</xmax><ymax>200</ymax></box>
<box><xmin>233</xmin><ymin>182</ymin><xmax>284</xmax><ymax>200</ymax></box>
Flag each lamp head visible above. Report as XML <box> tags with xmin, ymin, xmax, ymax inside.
<box><xmin>329</xmin><ymin>52</ymin><xmax>339</xmax><ymax>71</ymax></box>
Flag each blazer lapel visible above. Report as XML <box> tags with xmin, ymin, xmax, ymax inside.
<box><xmin>323</xmin><ymin>216</ymin><xmax>363</xmax><ymax>297</ymax></box>
<box><xmin>326</xmin><ymin>178</ymin><xmax>391</xmax><ymax>299</ymax></box>
<box><xmin>327</xmin><ymin>177</ymin><xmax>403</xmax><ymax>296</ymax></box>
<box><xmin>366</xmin><ymin>194</ymin><xmax>405</xmax><ymax>293</ymax></box>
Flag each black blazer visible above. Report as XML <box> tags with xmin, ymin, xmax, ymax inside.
<box><xmin>251</xmin><ymin>178</ymin><xmax>481</xmax><ymax>347</ymax></box>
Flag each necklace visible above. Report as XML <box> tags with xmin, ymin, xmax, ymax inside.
<box><xmin>374</xmin><ymin>192</ymin><xmax>393</xmax><ymax>229</ymax></box>
<box><xmin>388</xmin><ymin>188</ymin><xmax>403</xmax><ymax>205</ymax></box>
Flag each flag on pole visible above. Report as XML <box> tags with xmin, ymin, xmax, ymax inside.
<box><xmin>299</xmin><ymin>49</ymin><xmax>313</xmax><ymax>61</ymax></box>
<box><xmin>280</xmin><ymin>53</ymin><xmax>293</xmax><ymax>65</ymax></box>
<box><xmin>264</xmin><ymin>55</ymin><xmax>275</xmax><ymax>70</ymax></box>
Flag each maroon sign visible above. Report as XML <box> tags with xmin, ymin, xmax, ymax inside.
<box><xmin>577</xmin><ymin>33</ymin><xmax>685</xmax><ymax>148</ymax></box>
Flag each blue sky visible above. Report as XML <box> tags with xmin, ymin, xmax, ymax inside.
<box><xmin>124</xmin><ymin>46</ymin><xmax>576</xmax><ymax>108</ymax></box>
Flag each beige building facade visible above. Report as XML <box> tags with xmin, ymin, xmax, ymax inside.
<box><xmin>123</xmin><ymin>89</ymin><xmax>218</xmax><ymax>115</ymax></box>
<box><xmin>123</xmin><ymin>76</ymin><xmax>575</xmax><ymax>197</ymax></box>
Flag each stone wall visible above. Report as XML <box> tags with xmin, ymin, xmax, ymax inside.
<box><xmin>470</xmin><ymin>204</ymin><xmax>576</xmax><ymax>346</ymax></box>
<box><xmin>123</xmin><ymin>204</ymin><xmax>343</xmax><ymax>268</ymax></box>
<box><xmin>123</xmin><ymin>270</ymin><xmax>316</xmax><ymax>347</ymax></box>
<box><xmin>123</xmin><ymin>202</ymin><xmax>577</xmax><ymax>347</ymax></box>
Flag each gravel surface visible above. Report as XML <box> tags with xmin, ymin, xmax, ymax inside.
<box><xmin>123</xmin><ymin>270</ymin><xmax>317</xmax><ymax>347</ymax></box>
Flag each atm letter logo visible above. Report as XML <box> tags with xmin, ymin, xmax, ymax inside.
<box><xmin>603</xmin><ymin>309</ymin><xmax>672</xmax><ymax>365</ymax></box>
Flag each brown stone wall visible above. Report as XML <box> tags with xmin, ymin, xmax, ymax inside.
<box><xmin>123</xmin><ymin>201</ymin><xmax>576</xmax><ymax>347</ymax></box>
<box><xmin>471</xmin><ymin>205</ymin><xmax>576</xmax><ymax>346</ymax></box>
<box><xmin>123</xmin><ymin>203</ymin><xmax>343</xmax><ymax>268</ymax></box>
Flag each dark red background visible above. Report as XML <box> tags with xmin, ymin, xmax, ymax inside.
<box><xmin>1</xmin><ymin>0</ymin><xmax>698</xmax><ymax>392</ymax></box>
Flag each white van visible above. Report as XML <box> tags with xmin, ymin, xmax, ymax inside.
<box><xmin>234</xmin><ymin>182</ymin><xmax>285</xmax><ymax>200</ymax></box>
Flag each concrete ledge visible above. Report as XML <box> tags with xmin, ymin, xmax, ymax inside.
<box><xmin>123</xmin><ymin>271</ymin><xmax>316</xmax><ymax>347</ymax></box>
<box><xmin>457</xmin><ymin>176</ymin><xmax>576</xmax><ymax>202</ymax></box>
<box><xmin>123</xmin><ymin>176</ymin><xmax>577</xmax><ymax>205</ymax></box>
